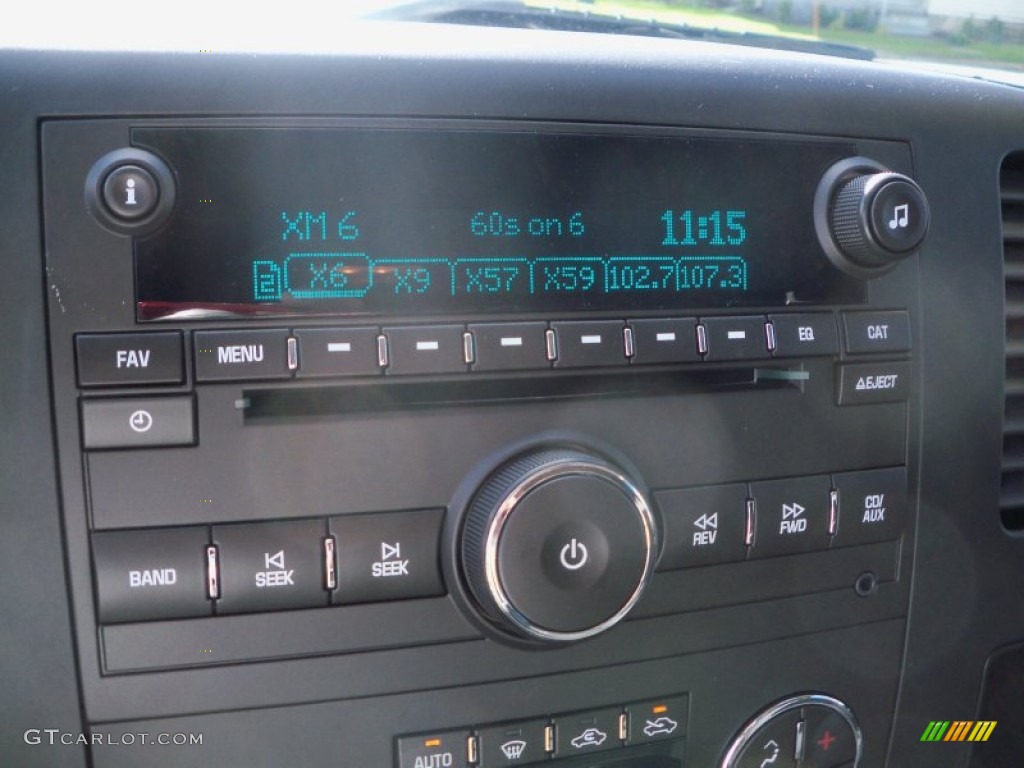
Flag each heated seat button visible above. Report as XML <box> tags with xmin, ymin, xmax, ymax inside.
<box><xmin>701</xmin><ymin>316</ymin><xmax>770</xmax><ymax>361</ymax></box>
<box><xmin>477</xmin><ymin>719</ymin><xmax>550</xmax><ymax>766</ymax></box>
<box><xmin>656</xmin><ymin>484</ymin><xmax>748</xmax><ymax>569</ymax></box>
<box><xmin>832</xmin><ymin>467</ymin><xmax>908</xmax><ymax>547</ymax></box>
<box><xmin>628</xmin><ymin>696</ymin><xmax>688</xmax><ymax>744</ymax></box>
<box><xmin>749</xmin><ymin>476</ymin><xmax>832</xmax><ymax>558</ymax></box>
<box><xmin>194</xmin><ymin>329</ymin><xmax>291</xmax><ymax>381</ymax></box>
<box><xmin>397</xmin><ymin>731</ymin><xmax>472</xmax><ymax>768</ymax></box>
<box><xmin>329</xmin><ymin>509</ymin><xmax>445</xmax><ymax>604</ymax></box>
<box><xmin>628</xmin><ymin>318</ymin><xmax>700</xmax><ymax>365</ymax></box>
<box><xmin>842</xmin><ymin>310</ymin><xmax>911</xmax><ymax>354</ymax></box>
<box><xmin>551</xmin><ymin>321</ymin><xmax>627</xmax><ymax>368</ymax></box>
<box><xmin>76</xmin><ymin>332</ymin><xmax>184</xmax><ymax>387</ymax></box>
<box><xmin>212</xmin><ymin>519</ymin><xmax>327</xmax><ymax>614</ymax></box>
<box><xmin>92</xmin><ymin>527</ymin><xmax>211</xmax><ymax>623</ymax></box>
<box><xmin>555</xmin><ymin>708</ymin><xmax>622</xmax><ymax>757</ymax></box>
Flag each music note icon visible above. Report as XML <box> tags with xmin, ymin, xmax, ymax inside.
<box><xmin>888</xmin><ymin>203</ymin><xmax>909</xmax><ymax>230</ymax></box>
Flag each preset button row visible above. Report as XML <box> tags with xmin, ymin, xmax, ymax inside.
<box><xmin>72</xmin><ymin>311</ymin><xmax>909</xmax><ymax>386</ymax></box>
<box><xmin>92</xmin><ymin>510</ymin><xmax>444</xmax><ymax>624</ymax></box>
<box><xmin>656</xmin><ymin>467</ymin><xmax>908</xmax><ymax>571</ymax></box>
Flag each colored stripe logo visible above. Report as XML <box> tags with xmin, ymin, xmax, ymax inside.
<box><xmin>921</xmin><ymin>721</ymin><xmax>996</xmax><ymax>742</ymax></box>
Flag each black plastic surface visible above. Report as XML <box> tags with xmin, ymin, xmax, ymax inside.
<box><xmin>1</xmin><ymin>20</ymin><xmax>1021</xmax><ymax>768</ymax></box>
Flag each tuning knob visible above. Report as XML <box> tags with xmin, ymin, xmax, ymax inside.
<box><xmin>815</xmin><ymin>157</ymin><xmax>929</xmax><ymax>277</ymax></box>
<box><xmin>460</xmin><ymin>448</ymin><xmax>657</xmax><ymax>644</ymax></box>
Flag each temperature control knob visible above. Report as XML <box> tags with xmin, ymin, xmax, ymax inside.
<box><xmin>815</xmin><ymin>157</ymin><xmax>929</xmax><ymax>277</ymax></box>
<box><xmin>460</xmin><ymin>448</ymin><xmax>657</xmax><ymax>644</ymax></box>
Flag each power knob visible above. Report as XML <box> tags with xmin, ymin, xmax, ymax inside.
<box><xmin>814</xmin><ymin>157</ymin><xmax>929</xmax><ymax>278</ymax></box>
<box><xmin>460</xmin><ymin>448</ymin><xmax>657</xmax><ymax>644</ymax></box>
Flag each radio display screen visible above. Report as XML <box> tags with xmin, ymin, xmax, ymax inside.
<box><xmin>133</xmin><ymin>126</ymin><xmax>865</xmax><ymax>321</ymax></box>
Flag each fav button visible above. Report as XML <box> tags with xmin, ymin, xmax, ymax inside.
<box><xmin>76</xmin><ymin>332</ymin><xmax>184</xmax><ymax>387</ymax></box>
<box><xmin>212</xmin><ymin>519</ymin><xmax>327</xmax><ymax>614</ymax></box>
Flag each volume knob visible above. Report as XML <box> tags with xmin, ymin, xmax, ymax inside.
<box><xmin>815</xmin><ymin>157</ymin><xmax>929</xmax><ymax>277</ymax></box>
<box><xmin>460</xmin><ymin>448</ymin><xmax>657</xmax><ymax>644</ymax></box>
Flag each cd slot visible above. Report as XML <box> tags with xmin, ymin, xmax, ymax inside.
<box><xmin>241</xmin><ymin>365</ymin><xmax>807</xmax><ymax>420</ymax></box>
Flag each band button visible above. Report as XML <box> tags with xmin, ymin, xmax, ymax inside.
<box><xmin>92</xmin><ymin>527</ymin><xmax>211</xmax><ymax>623</ymax></box>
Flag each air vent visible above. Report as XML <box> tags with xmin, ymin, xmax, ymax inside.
<box><xmin>1001</xmin><ymin>153</ymin><xmax>1024</xmax><ymax>529</ymax></box>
